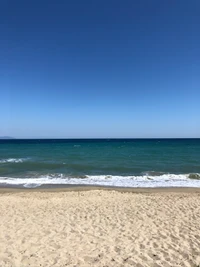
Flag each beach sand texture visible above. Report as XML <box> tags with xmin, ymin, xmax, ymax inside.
<box><xmin>0</xmin><ymin>190</ymin><xmax>200</xmax><ymax>267</ymax></box>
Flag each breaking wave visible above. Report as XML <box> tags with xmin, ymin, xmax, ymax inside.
<box><xmin>0</xmin><ymin>158</ymin><xmax>29</xmax><ymax>164</ymax></box>
<box><xmin>0</xmin><ymin>173</ymin><xmax>200</xmax><ymax>188</ymax></box>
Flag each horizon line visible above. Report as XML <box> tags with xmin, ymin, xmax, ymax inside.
<box><xmin>1</xmin><ymin>137</ymin><xmax>200</xmax><ymax>140</ymax></box>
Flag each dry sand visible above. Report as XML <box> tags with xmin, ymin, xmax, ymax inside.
<box><xmin>0</xmin><ymin>188</ymin><xmax>200</xmax><ymax>267</ymax></box>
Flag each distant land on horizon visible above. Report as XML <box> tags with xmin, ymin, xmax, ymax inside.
<box><xmin>0</xmin><ymin>136</ymin><xmax>15</xmax><ymax>139</ymax></box>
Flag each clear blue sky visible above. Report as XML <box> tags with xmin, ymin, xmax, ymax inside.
<box><xmin>1</xmin><ymin>0</ymin><xmax>200</xmax><ymax>138</ymax></box>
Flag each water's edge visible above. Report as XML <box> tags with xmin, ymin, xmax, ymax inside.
<box><xmin>0</xmin><ymin>184</ymin><xmax>200</xmax><ymax>193</ymax></box>
<box><xmin>0</xmin><ymin>173</ymin><xmax>200</xmax><ymax>189</ymax></box>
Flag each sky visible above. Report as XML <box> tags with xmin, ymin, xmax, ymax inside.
<box><xmin>0</xmin><ymin>0</ymin><xmax>200</xmax><ymax>138</ymax></box>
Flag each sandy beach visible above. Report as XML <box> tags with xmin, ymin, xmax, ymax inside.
<box><xmin>0</xmin><ymin>187</ymin><xmax>200</xmax><ymax>267</ymax></box>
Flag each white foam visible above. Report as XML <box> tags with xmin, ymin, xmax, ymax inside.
<box><xmin>23</xmin><ymin>183</ymin><xmax>42</xmax><ymax>188</ymax></box>
<box><xmin>0</xmin><ymin>158</ymin><xmax>28</xmax><ymax>163</ymax></box>
<box><xmin>0</xmin><ymin>174</ymin><xmax>200</xmax><ymax>188</ymax></box>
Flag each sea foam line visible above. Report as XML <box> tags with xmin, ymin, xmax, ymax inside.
<box><xmin>0</xmin><ymin>174</ymin><xmax>200</xmax><ymax>188</ymax></box>
<box><xmin>0</xmin><ymin>158</ymin><xmax>29</xmax><ymax>163</ymax></box>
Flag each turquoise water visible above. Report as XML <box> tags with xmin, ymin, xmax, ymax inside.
<box><xmin>0</xmin><ymin>139</ymin><xmax>200</xmax><ymax>188</ymax></box>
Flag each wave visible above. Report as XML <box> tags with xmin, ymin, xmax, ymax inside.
<box><xmin>188</xmin><ymin>173</ymin><xmax>200</xmax><ymax>180</ymax></box>
<box><xmin>0</xmin><ymin>173</ymin><xmax>200</xmax><ymax>188</ymax></box>
<box><xmin>0</xmin><ymin>158</ymin><xmax>29</xmax><ymax>164</ymax></box>
<box><xmin>141</xmin><ymin>171</ymin><xmax>166</xmax><ymax>176</ymax></box>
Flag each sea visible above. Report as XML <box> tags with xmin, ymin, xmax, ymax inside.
<box><xmin>0</xmin><ymin>139</ymin><xmax>200</xmax><ymax>188</ymax></box>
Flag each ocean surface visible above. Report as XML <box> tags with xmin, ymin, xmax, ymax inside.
<box><xmin>0</xmin><ymin>139</ymin><xmax>200</xmax><ymax>188</ymax></box>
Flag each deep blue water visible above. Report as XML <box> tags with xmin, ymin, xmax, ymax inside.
<box><xmin>0</xmin><ymin>139</ymin><xmax>200</xmax><ymax>187</ymax></box>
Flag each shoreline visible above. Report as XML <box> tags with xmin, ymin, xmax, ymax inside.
<box><xmin>1</xmin><ymin>184</ymin><xmax>200</xmax><ymax>194</ymax></box>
